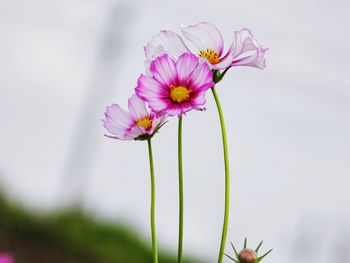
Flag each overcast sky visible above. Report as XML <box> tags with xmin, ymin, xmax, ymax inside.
<box><xmin>1</xmin><ymin>0</ymin><xmax>350</xmax><ymax>262</ymax></box>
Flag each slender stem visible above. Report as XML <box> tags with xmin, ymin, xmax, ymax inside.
<box><xmin>211</xmin><ymin>87</ymin><xmax>230</xmax><ymax>263</ymax></box>
<box><xmin>177</xmin><ymin>116</ymin><xmax>184</xmax><ymax>263</ymax></box>
<box><xmin>147</xmin><ymin>139</ymin><xmax>158</xmax><ymax>263</ymax></box>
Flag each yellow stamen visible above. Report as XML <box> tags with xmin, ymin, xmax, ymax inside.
<box><xmin>135</xmin><ymin>116</ymin><xmax>152</xmax><ymax>130</ymax></box>
<box><xmin>170</xmin><ymin>86</ymin><xmax>191</xmax><ymax>103</ymax></box>
<box><xmin>199</xmin><ymin>48</ymin><xmax>220</xmax><ymax>64</ymax></box>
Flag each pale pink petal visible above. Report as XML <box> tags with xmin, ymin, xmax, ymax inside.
<box><xmin>125</xmin><ymin>126</ymin><xmax>145</xmax><ymax>139</ymax></box>
<box><xmin>209</xmin><ymin>29</ymin><xmax>250</xmax><ymax>70</ymax></box>
<box><xmin>151</xmin><ymin>115</ymin><xmax>166</xmax><ymax>132</ymax></box>
<box><xmin>145</xmin><ymin>30</ymin><xmax>190</xmax><ymax>60</ymax></box>
<box><xmin>179</xmin><ymin>102</ymin><xmax>199</xmax><ymax>115</ymax></box>
<box><xmin>176</xmin><ymin>52</ymin><xmax>199</xmax><ymax>85</ymax></box>
<box><xmin>191</xmin><ymin>90</ymin><xmax>207</xmax><ymax>106</ymax></box>
<box><xmin>144</xmin><ymin>41</ymin><xmax>167</xmax><ymax>60</ymax></box>
<box><xmin>144</xmin><ymin>60</ymin><xmax>153</xmax><ymax>77</ymax></box>
<box><xmin>231</xmin><ymin>47</ymin><xmax>268</xmax><ymax>69</ymax></box>
<box><xmin>165</xmin><ymin>103</ymin><xmax>190</xmax><ymax>116</ymax></box>
<box><xmin>211</xmin><ymin>45</ymin><xmax>236</xmax><ymax>70</ymax></box>
<box><xmin>229</xmin><ymin>28</ymin><xmax>268</xmax><ymax>69</ymax></box>
<box><xmin>104</xmin><ymin>104</ymin><xmax>133</xmax><ymax>129</ymax></box>
<box><xmin>103</xmin><ymin>119</ymin><xmax>128</xmax><ymax>139</ymax></box>
<box><xmin>135</xmin><ymin>74</ymin><xmax>171</xmax><ymax>113</ymax></box>
<box><xmin>103</xmin><ymin>104</ymin><xmax>134</xmax><ymax>140</ymax></box>
<box><xmin>180</xmin><ymin>22</ymin><xmax>224</xmax><ymax>56</ymax></box>
<box><xmin>238</xmin><ymin>28</ymin><xmax>261</xmax><ymax>53</ymax></box>
<box><xmin>144</xmin><ymin>41</ymin><xmax>167</xmax><ymax>77</ymax></box>
<box><xmin>187</xmin><ymin>61</ymin><xmax>214</xmax><ymax>91</ymax></box>
<box><xmin>128</xmin><ymin>94</ymin><xmax>148</xmax><ymax>121</ymax></box>
<box><xmin>135</xmin><ymin>74</ymin><xmax>168</xmax><ymax>98</ymax></box>
<box><xmin>150</xmin><ymin>54</ymin><xmax>177</xmax><ymax>87</ymax></box>
<box><xmin>104</xmin><ymin>133</ymin><xmax>128</xmax><ymax>141</ymax></box>
<box><xmin>144</xmin><ymin>31</ymin><xmax>190</xmax><ymax>77</ymax></box>
<box><xmin>103</xmin><ymin>120</ymin><xmax>126</xmax><ymax>138</ymax></box>
<box><xmin>192</xmin><ymin>82</ymin><xmax>213</xmax><ymax>95</ymax></box>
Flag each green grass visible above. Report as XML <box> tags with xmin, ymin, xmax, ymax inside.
<box><xmin>0</xmin><ymin>194</ymin><xmax>202</xmax><ymax>263</ymax></box>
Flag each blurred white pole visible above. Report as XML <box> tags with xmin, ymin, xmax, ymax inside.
<box><xmin>59</xmin><ymin>2</ymin><xmax>135</xmax><ymax>207</ymax></box>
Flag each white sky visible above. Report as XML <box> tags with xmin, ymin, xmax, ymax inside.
<box><xmin>1</xmin><ymin>0</ymin><xmax>350</xmax><ymax>262</ymax></box>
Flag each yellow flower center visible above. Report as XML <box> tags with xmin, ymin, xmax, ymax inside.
<box><xmin>135</xmin><ymin>116</ymin><xmax>152</xmax><ymax>130</ymax></box>
<box><xmin>170</xmin><ymin>86</ymin><xmax>191</xmax><ymax>103</ymax></box>
<box><xmin>199</xmin><ymin>48</ymin><xmax>220</xmax><ymax>64</ymax></box>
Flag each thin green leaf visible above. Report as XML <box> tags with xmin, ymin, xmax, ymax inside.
<box><xmin>255</xmin><ymin>240</ymin><xmax>263</xmax><ymax>252</ymax></box>
<box><xmin>243</xmin><ymin>237</ymin><xmax>247</xmax><ymax>249</ymax></box>
<box><xmin>225</xmin><ymin>253</ymin><xmax>239</xmax><ymax>262</ymax></box>
<box><xmin>257</xmin><ymin>249</ymin><xmax>273</xmax><ymax>262</ymax></box>
<box><xmin>231</xmin><ymin>242</ymin><xmax>239</xmax><ymax>257</ymax></box>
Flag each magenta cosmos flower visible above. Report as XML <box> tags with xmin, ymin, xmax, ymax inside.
<box><xmin>135</xmin><ymin>52</ymin><xmax>214</xmax><ymax>116</ymax></box>
<box><xmin>144</xmin><ymin>22</ymin><xmax>268</xmax><ymax>72</ymax></box>
<box><xmin>0</xmin><ymin>254</ymin><xmax>14</xmax><ymax>263</ymax></box>
<box><xmin>103</xmin><ymin>94</ymin><xmax>166</xmax><ymax>140</ymax></box>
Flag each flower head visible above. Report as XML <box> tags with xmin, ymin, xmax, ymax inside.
<box><xmin>136</xmin><ymin>52</ymin><xmax>214</xmax><ymax>116</ymax></box>
<box><xmin>144</xmin><ymin>22</ymin><xmax>267</xmax><ymax>72</ymax></box>
<box><xmin>239</xmin><ymin>249</ymin><xmax>257</xmax><ymax>263</ymax></box>
<box><xmin>226</xmin><ymin>238</ymin><xmax>273</xmax><ymax>263</ymax></box>
<box><xmin>103</xmin><ymin>94</ymin><xmax>166</xmax><ymax>141</ymax></box>
<box><xmin>0</xmin><ymin>253</ymin><xmax>14</xmax><ymax>263</ymax></box>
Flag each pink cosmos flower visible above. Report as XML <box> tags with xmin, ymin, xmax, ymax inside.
<box><xmin>135</xmin><ymin>52</ymin><xmax>214</xmax><ymax>116</ymax></box>
<box><xmin>0</xmin><ymin>253</ymin><xmax>14</xmax><ymax>263</ymax></box>
<box><xmin>103</xmin><ymin>94</ymin><xmax>166</xmax><ymax>141</ymax></box>
<box><xmin>144</xmin><ymin>22</ymin><xmax>267</xmax><ymax>72</ymax></box>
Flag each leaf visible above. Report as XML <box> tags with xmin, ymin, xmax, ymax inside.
<box><xmin>225</xmin><ymin>253</ymin><xmax>239</xmax><ymax>263</ymax></box>
<box><xmin>243</xmin><ymin>237</ymin><xmax>247</xmax><ymax>249</ymax></box>
<box><xmin>255</xmin><ymin>240</ymin><xmax>263</xmax><ymax>253</ymax></box>
<box><xmin>257</xmin><ymin>249</ymin><xmax>273</xmax><ymax>262</ymax></box>
<box><xmin>231</xmin><ymin>242</ymin><xmax>239</xmax><ymax>258</ymax></box>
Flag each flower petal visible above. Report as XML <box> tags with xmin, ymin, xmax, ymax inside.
<box><xmin>145</xmin><ymin>30</ymin><xmax>190</xmax><ymax>60</ymax></box>
<box><xmin>144</xmin><ymin>60</ymin><xmax>153</xmax><ymax>77</ymax></box>
<box><xmin>211</xmin><ymin>47</ymin><xmax>236</xmax><ymax>70</ymax></box>
<box><xmin>229</xmin><ymin>28</ymin><xmax>268</xmax><ymax>69</ymax></box>
<box><xmin>150</xmin><ymin>54</ymin><xmax>177</xmax><ymax>87</ymax></box>
<box><xmin>187</xmin><ymin>61</ymin><xmax>214</xmax><ymax>92</ymax></box>
<box><xmin>144</xmin><ymin>40</ymin><xmax>167</xmax><ymax>61</ymax></box>
<box><xmin>191</xmin><ymin>89</ymin><xmax>207</xmax><ymax>106</ymax></box>
<box><xmin>128</xmin><ymin>94</ymin><xmax>149</xmax><ymax>121</ymax></box>
<box><xmin>231</xmin><ymin>46</ymin><xmax>268</xmax><ymax>69</ymax></box>
<box><xmin>104</xmin><ymin>104</ymin><xmax>133</xmax><ymax>129</ymax></box>
<box><xmin>180</xmin><ymin>22</ymin><xmax>224</xmax><ymax>56</ymax></box>
<box><xmin>176</xmin><ymin>52</ymin><xmax>199</xmax><ymax>85</ymax></box>
<box><xmin>165</xmin><ymin>103</ymin><xmax>193</xmax><ymax>116</ymax></box>
<box><xmin>103</xmin><ymin>104</ymin><xmax>134</xmax><ymax>139</ymax></box>
<box><xmin>125</xmin><ymin>126</ymin><xmax>145</xmax><ymax>140</ymax></box>
<box><xmin>135</xmin><ymin>74</ymin><xmax>171</xmax><ymax>113</ymax></box>
<box><xmin>151</xmin><ymin>115</ymin><xmax>166</xmax><ymax>132</ymax></box>
<box><xmin>144</xmin><ymin>31</ymin><xmax>190</xmax><ymax>77</ymax></box>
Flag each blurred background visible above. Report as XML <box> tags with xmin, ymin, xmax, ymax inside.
<box><xmin>1</xmin><ymin>0</ymin><xmax>350</xmax><ymax>262</ymax></box>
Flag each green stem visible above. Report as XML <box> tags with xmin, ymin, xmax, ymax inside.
<box><xmin>177</xmin><ymin>116</ymin><xmax>184</xmax><ymax>263</ymax></box>
<box><xmin>147</xmin><ymin>139</ymin><xmax>158</xmax><ymax>263</ymax></box>
<box><xmin>211</xmin><ymin>87</ymin><xmax>230</xmax><ymax>263</ymax></box>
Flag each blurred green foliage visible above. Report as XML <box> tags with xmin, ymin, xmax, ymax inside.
<box><xmin>0</xmin><ymin>195</ymin><xmax>201</xmax><ymax>263</ymax></box>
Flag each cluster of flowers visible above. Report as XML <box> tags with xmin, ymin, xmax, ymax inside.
<box><xmin>103</xmin><ymin>22</ymin><xmax>270</xmax><ymax>263</ymax></box>
<box><xmin>103</xmin><ymin>22</ymin><xmax>267</xmax><ymax>139</ymax></box>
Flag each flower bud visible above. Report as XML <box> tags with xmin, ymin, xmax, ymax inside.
<box><xmin>239</xmin><ymin>248</ymin><xmax>257</xmax><ymax>263</ymax></box>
